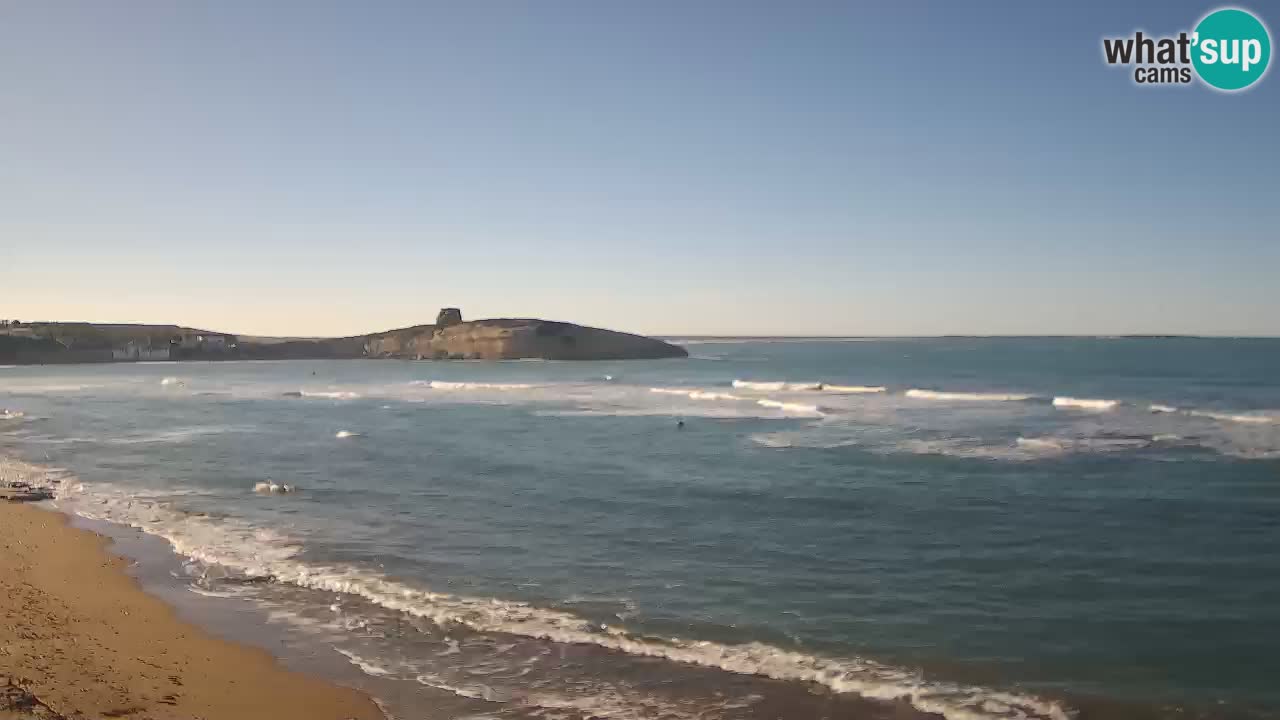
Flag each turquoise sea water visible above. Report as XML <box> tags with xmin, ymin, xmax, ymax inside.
<box><xmin>2</xmin><ymin>338</ymin><xmax>1279</xmax><ymax>719</ymax></box>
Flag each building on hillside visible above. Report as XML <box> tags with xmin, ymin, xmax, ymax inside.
<box><xmin>112</xmin><ymin>341</ymin><xmax>171</xmax><ymax>362</ymax></box>
<box><xmin>172</xmin><ymin>332</ymin><xmax>238</xmax><ymax>353</ymax></box>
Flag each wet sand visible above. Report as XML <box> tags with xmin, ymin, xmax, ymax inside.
<box><xmin>0</xmin><ymin>500</ymin><xmax>384</xmax><ymax>720</ymax></box>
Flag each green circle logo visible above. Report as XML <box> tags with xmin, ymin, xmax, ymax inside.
<box><xmin>1192</xmin><ymin>8</ymin><xmax>1271</xmax><ymax>91</ymax></box>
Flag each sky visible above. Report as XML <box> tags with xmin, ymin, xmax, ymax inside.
<box><xmin>2</xmin><ymin>1</ymin><xmax>1277</xmax><ymax>337</ymax></box>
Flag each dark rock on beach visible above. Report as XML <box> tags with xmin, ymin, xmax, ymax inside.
<box><xmin>0</xmin><ymin>481</ymin><xmax>55</xmax><ymax>503</ymax></box>
<box><xmin>1</xmin><ymin>677</ymin><xmax>66</xmax><ymax>719</ymax></box>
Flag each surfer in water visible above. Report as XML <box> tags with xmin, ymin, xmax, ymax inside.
<box><xmin>677</xmin><ymin>419</ymin><xmax>685</xmax><ymax>429</ymax></box>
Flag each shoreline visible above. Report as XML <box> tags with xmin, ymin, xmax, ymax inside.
<box><xmin>0</xmin><ymin>498</ymin><xmax>385</xmax><ymax>720</ymax></box>
<box><xmin>4</xmin><ymin>354</ymin><xmax>1275</xmax><ymax>720</ymax></box>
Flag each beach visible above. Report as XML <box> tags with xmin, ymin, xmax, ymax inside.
<box><xmin>0</xmin><ymin>497</ymin><xmax>383</xmax><ymax>720</ymax></box>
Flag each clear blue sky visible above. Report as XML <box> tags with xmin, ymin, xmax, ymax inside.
<box><xmin>3</xmin><ymin>1</ymin><xmax>1276</xmax><ymax>336</ymax></box>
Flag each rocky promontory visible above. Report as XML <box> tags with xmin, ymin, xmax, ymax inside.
<box><xmin>365</xmin><ymin>309</ymin><xmax>686</xmax><ymax>361</ymax></box>
<box><xmin>1</xmin><ymin>310</ymin><xmax>686</xmax><ymax>363</ymax></box>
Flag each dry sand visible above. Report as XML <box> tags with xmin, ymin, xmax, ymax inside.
<box><xmin>0</xmin><ymin>500</ymin><xmax>384</xmax><ymax>720</ymax></box>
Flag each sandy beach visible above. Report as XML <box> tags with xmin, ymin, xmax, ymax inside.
<box><xmin>0</xmin><ymin>498</ymin><xmax>383</xmax><ymax>720</ymax></box>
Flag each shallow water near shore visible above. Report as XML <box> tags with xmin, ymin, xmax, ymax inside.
<box><xmin>3</xmin><ymin>337</ymin><xmax>1280</xmax><ymax>719</ymax></box>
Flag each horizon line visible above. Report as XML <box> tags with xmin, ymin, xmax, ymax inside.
<box><xmin>5</xmin><ymin>320</ymin><xmax>1279</xmax><ymax>342</ymax></box>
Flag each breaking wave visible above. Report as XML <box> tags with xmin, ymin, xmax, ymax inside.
<box><xmin>732</xmin><ymin>380</ymin><xmax>823</xmax><ymax>391</ymax></box>
<box><xmin>298</xmin><ymin>390</ymin><xmax>361</xmax><ymax>400</ymax></box>
<box><xmin>5</xmin><ymin>383</ymin><xmax>97</xmax><ymax>394</ymax></box>
<box><xmin>1016</xmin><ymin>436</ymin><xmax>1151</xmax><ymax>453</ymax></box>
<box><xmin>649</xmin><ymin>387</ymin><xmax>824</xmax><ymax>416</ymax></box>
<box><xmin>1188</xmin><ymin>410</ymin><xmax>1278</xmax><ymax>425</ymax></box>
<box><xmin>650</xmin><ymin>388</ymin><xmax>744</xmax><ymax>402</ymax></box>
<box><xmin>1143</xmin><ymin>403</ymin><xmax>1278</xmax><ymax>425</ymax></box>
<box><xmin>1014</xmin><ymin>437</ymin><xmax>1064</xmax><ymax>452</ymax></box>
<box><xmin>415</xmin><ymin>381</ymin><xmax>535</xmax><ymax>391</ymax></box>
<box><xmin>731</xmin><ymin>380</ymin><xmax>885</xmax><ymax>395</ymax></box>
<box><xmin>755</xmin><ymin>399</ymin><xmax>824</xmax><ymax>416</ymax></box>
<box><xmin>1052</xmin><ymin>397</ymin><xmax>1119</xmax><ymax>411</ymax></box>
<box><xmin>47</xmin><ymin>476</ymin><xmax>1069</xmax><ymax>720</ymax></box>
<box><xmin>822</xmin><ymin>385</ymin><xmax>887</xmax><ymax>394</ymax></box>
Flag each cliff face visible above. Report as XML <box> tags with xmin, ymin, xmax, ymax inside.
<box><xmin>359</xmin><ymin>324</ymin><xmax>435</xmax><ymax>358</ymax></box>
<box><xmin>365</xmin><ymin>318</ymin><xmax>686</xmax><ymax>361</ymax></box>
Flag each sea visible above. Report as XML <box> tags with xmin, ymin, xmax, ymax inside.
<box><xmin>2</xmin><ymin>337</ymin><xmax>1278</xmax><ymax>720</ymax></box>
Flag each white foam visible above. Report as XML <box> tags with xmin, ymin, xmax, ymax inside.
<box><xmin>160</xmin><ymin>376</ymin><xmax>183</xmax><ymax>386</ymax></box>
<box><xmin>690</xmin><ymin>391</ymin><xmax>742</xmax><ymax>401</ymax></box>
<box><xmin>750</xmin><ymin>434</ymin><xmax>797</xmax><ymax>449</ymax></box>
<box><xmin>1188</xmin><ymin>410</ymin><xmax>1278</xmax><ymax>425</ymax></box>
<box><xmin>1014</xmin><ymin>437</ymin><xmax>1065</xmax><ymax>452</ymax></box>
<box><xmin>19</xmin><ymin>426</ymin><xmax>250</xmax><ymax>446</ymax></box>
<box><xmin>187</xmin><ymin>585</ymin><xmax>256</xmax><ymax>599</ymax></box>
<box><xmin>887</xmin><ymin>438</ymin><xmax>1033</xmax><ymax>461</ymax></box>
<box><xmin>520</xmin><ymin>687</ymin><xmax>698</xmax><ymax>718</ymax></box>
<box><xmin>7</xmin><ymin>383</ymin><xmax>95</xmax><ymax>393</ymax></box>
<box><xmin>906</xmin><ymin>389</ymin><xmax>1033</xmax><ymax>402</ymax></box>
<box><xmin>753</xmin><ymin>429</ymin><xmax>1161</xmax><ymax>460</ymax></box>
<box><xmin>1016</xmin><ymin>436</ymin><xmax>1148</xmax><ymax>454</ymax></box>
<box><xmin>50</xmin><ymin>473</ymin><xmax>1067</xmax><ymax>720</ymax></box>
<box><xmin>823</xmin><ymin>385</ymin><xmax>887</xmax><ymax>394</ymax></box>
<box><xmin>0</xmin><ymin>410</ymin><xmax>25</xmax><ymax>421</ymax></box>
<box><xmin>756</xmin><ymin>399</ymin><xmax>824</xmax><ymax>416</ymax></box>
<box><xmin>649</xmin><ymin>388</ymin><xmax>744</xmax><ymax>402</ymax></box>
<box><xmin>335</xmin><ymin>648</ymin><xmax>395</xmax><ymax>678</ymax></box>
<box><xmin>1149</xmin><ymin>404</ymin><xmax>1179</xmax><ymax>414</ymax></box>
<box><xmin>1052</xmin><ymin>397</ymin><xmax>1118</xmax><ymax>411</ymax></box>
<box><xmin>539</xmin><ymin>407</ymin><xmax>763</xmax><ymax>419</ymax></box>
<box><xmin>416</xmin><ymin>381</ymin><xmax>534</xmax><ymax>391</ymax></box>
<box><xmin>732</xmin><ymin>380</ymin><xmax>823</xmax><ymax>391</ymax></box>
<box><xmin>415</xmin><ymin>673</ymin><xmax>509</xmax><ymax>702</ymax></box>
<box><xmin>300</xmin><ymin>390</ymin><xmax>361</xmax><ymax>400</ymax></box>
<box><xmin>109</xmin><ymin>427</ymin><xmax>247</xmax><ymax>445</ymax></box>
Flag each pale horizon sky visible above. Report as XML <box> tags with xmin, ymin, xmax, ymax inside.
<box><xmin>3</xmin><ymin>2</ymin><xmax>1277</xmax><ymax>337</ymax></box>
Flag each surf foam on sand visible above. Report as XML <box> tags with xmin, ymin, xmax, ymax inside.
<box><xmin>0</xmin><ymin>469</ymin><xmax>381</xmax><ymax>720</ymax></box>
<box><xmin>45</xmin><ymin>465</ymin><xmax>1066</xmax><ymax>720</ymax></box>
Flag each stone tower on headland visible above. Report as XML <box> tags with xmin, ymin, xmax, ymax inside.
<box><xmin>435</xmin><ymin>308</ymin><xmax>463</xmax><ymax>327</ymax></box>
<box><xmin>363</xmin><ymin>306</ymin><xmax>687</xmax><ymax>360</ymax></box>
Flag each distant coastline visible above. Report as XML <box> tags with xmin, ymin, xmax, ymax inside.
<box><xmin>0</xmin><ymin>308</ymin><xmax>687</xmax><ymax>365</ymax></box>
<box><xmin>663</xmin><ymin>334</ymin><xmax>1275</xmax><ymax>341</ymax></box>
<box><xmin>7</xmin><ymin>322</ymin><xmax>1273</xmax><ymax>365</ymax></box>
